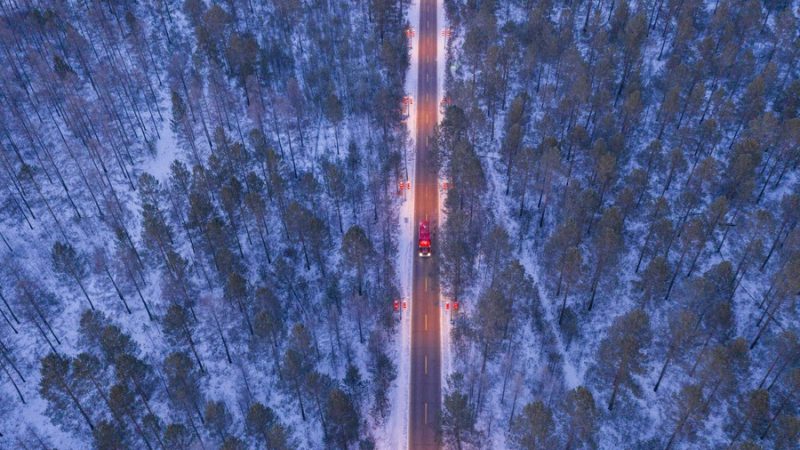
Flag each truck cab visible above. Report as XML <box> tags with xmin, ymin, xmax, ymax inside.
<box><xmin>419</xmin><ymin>220</ymin><xmax>431</xmax><ymax>257</ymax></box>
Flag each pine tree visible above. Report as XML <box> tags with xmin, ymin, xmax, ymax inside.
<box><xmin>368</xmin><ymin>333</ymin><xmax>396</xmax><ymax>419</ymax></box>
<box><xmin>163</xmin><ymin>423</ymin><xmax>193</xmax><ymax>450</ymax></box>
<box><xmin>39</xmin><ymin>353</ymin><xmax>95</xmax><ymax>432</ymax></box>
<box><xmin>563</xmin><ymin>386</ymin><xmax>597</xmax><ymax>449</ymax></box>
<box><xmin>510</xmin><ymin>400</ymin><xmax>557</xmax><ymax>449</ymax></box>
<box><xmin>282</xmin><ymin>324</ymin><xmax>314</xmax><ymax>421</ymax></box>
<box><xmin>727</xmin><ymin>389</ymin><xmax>770</xmax><ymax>446</ymax></box>
<box><xmin>596</xmin><ymin>309</ymin><xmax>652</xmax><ymax>411</ymax></box>
<box><xmin>654</xmin><ymin>309</ymin><xmax>699</xmax><ymax>392</ymax></box>
<box><xmin>52</xmin><ymin>241</ymin><xmax>95</xmax><ymax>310</ymax></box>
<box><xmin>245</xmin><ymin>402</ymin><xmax>291</xmax><ymax>449</ymax></box>
<box><xmin>163</xmin><ymin>352</ymin><xmax>204</xmax><ymax>424</ymax></box>
<box><xmin>326</xmin><ymin>387</ymin><xmax>359</xmax><ymax>448</ymax></box>
<box><xmin>163</xmin><ymin>304</ymin><xmax>204</xmax><ymax>372</ymax></box>
<box><xmin>204</xmin><ymin>400</ymin><xmax>232</xmax><ymax>443</ymax></box>
<box><xmin>93</xmin><ymin>420</ymin><xmax>126</xmax><ymax>450</ymax></box>
<box><xmin>664</xmin><ymin>384</ymin><xmax>709</xmax><ymax>449</ymax></box>
<box><xmin>341</xmin><ymin>225</ymin><xmax>373</xmax><ymax>296</ymax></box>
<box><xmin>442</xmin><ymin>373</ymin><xmax>476</xmax><ymax>450</ymax></box>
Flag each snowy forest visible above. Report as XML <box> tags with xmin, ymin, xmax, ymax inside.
<box><xmin>1</xmin><ymin>0</ymin><xmax>800</xmax><ymax>449</ymax></box>
<box><xmin>0</xmin><ymin>0</ymin><xmax>410</xmax><ymax>448</ymax></box>
<box><xmin>436</xmin><ymin>0</ymin><xmax>800</xmax><ymax>449</ymax></box>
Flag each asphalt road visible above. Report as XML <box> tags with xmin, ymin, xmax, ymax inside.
<box><xmin>409</xmin><ymin>0</ymin><xmax>441</xmax><ymax>448</ymax></box>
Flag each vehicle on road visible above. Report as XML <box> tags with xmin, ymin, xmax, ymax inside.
<box><xmin>419</xmin><ymin>220</ymin><xmax>431</xmax><ymax>257</ymax></box>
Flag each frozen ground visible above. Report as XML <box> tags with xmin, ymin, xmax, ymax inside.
<box><xmin>141</xmin><ymin>103</ymin><xmax>180</xmax><ymax>182</ymax></box>
<box><xmin>378</xmin><ymin>0</ymin><xmax>420</xmax><ymax>448</ymax></box>
<box><xmin>435</xmin><ymin>0</ymin><xmax>454</xmax><ymax>404</ymax></box>
<box><xmin>380</xmin><ymin>1</ymin><xmax>451</xmax><ymax>447</ymax></box>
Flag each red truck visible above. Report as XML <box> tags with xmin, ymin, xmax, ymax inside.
<box><xmin>418</xmin><ymin>220</ymin><xmax>431</xmax><ymax>257</ymax></box>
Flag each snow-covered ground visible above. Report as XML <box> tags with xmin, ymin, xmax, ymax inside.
<box><xmin>436</xmin><ymin>1</ymin><xmax>800</xmax><ymax>448</ymax></box>
<box><xmin>0</xmin><ymin>2</ymin><xmax>413</xmax><ymax>447</ymax></box>
<box><xmin>435</xmin><ymin>0</ymin><xmax>454</xmax><ymax>401</ymax></box>
<box><xmin>141</xmin><ymin>104</ymin><xmax>180</xmax><ymax>182</ymax></box>
<box><xmin>381</xmin><ymin>1</ymin><xmax>450</xmax><ymax>446</ymax></box>
<box><xmin>379</xmin><ymin>0</ymin><xmax>421</xmax><ymax>448</ymax></box>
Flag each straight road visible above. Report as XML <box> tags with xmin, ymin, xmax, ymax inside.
<box><xmin>409</xmin><ymin>0</ymin><xmax>440</xmax><ymax>448</ymax></box>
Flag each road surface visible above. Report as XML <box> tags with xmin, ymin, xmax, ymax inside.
<box><xmin>409</xmin><ymin>0</ymin><xmax>441</xmax><ymax>448</ymax></box>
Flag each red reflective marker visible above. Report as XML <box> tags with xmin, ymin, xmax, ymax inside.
<box><xmin>402</xmin><ymin>301</ymin><xmax>408</xmax><ymax>310</ymax></box>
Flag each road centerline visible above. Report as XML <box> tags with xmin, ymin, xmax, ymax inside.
<box><xmin>409</xmin><ymin>0</ymin><xmax>441</xmax><ymax>448</ymax></box>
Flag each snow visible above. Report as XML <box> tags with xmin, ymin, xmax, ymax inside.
<box><xmin>379</xmin><ymin>0</ymin><xmax>453</xmax><ymax>445</ymax></box>
<box><xmin>0</xmin><ymin>1</ymin><xmax>419</xmax><ymax>447</ymax></box>
<box><xmin>436</xmin><ymin>0</ymin><xmax>447</xmax><ymax>127</ymax></box>
<box><xmin>433</xmin><ymin>2</ymin><xmax>800</xmax><ymax>447</ymax></box>
<box><xmin>435</xmin><ymin>0</ymin><xmax>452</xmax><ymax>395</ymax></box>
<box><xmin>5</xmin><ymin>0</ymin><xmax>795</xmax><ymax>447</ymax></box>
<box><xmin>378</xmin><ymin>0</ymin><xmax>421</xmax><ymax>448</ymax></box>
<box><xmin>141</xmin><ymin>111</ymin><xmax>180</xmax><ymax>182</ymax></box>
